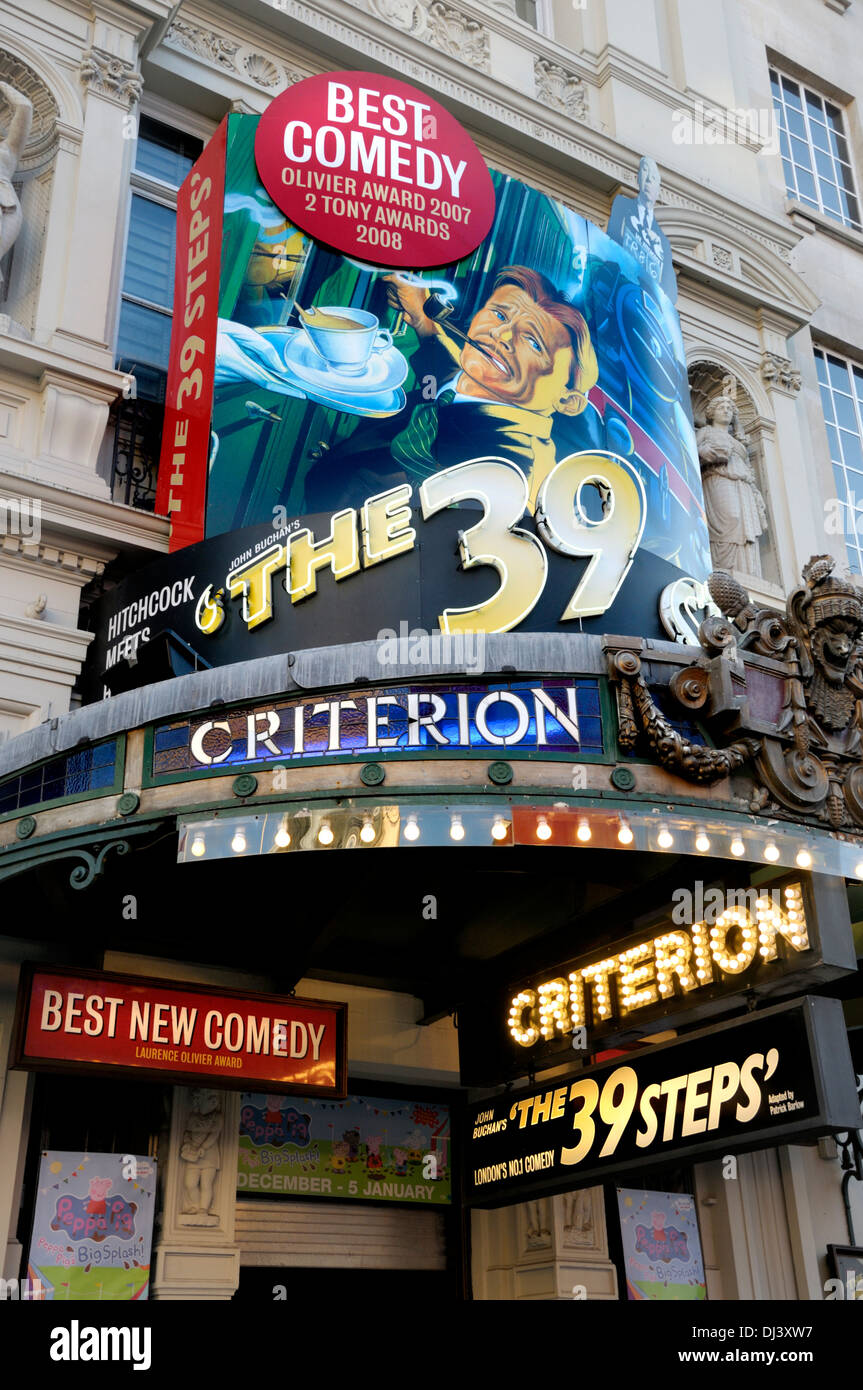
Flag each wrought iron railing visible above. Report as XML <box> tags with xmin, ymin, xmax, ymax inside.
<box><xmin>109</xmin><ymin>363</ymin><xmax>166</xmax><ymax>511</ymax></box>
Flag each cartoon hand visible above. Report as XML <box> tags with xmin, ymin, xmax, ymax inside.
<box><xmin>382</xmin><ymin>273</ymin><xmax>436</xmax><ymax>336</ymax></box>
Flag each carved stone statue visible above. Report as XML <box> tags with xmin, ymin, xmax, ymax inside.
<box><xmin>0</xmin><ymin>81</ymin><xmax>32</xmax><ymax>284</ymax></box>
<box><xmin>697</xmin><ymin>380</ymin><xmax>768</xmax><ymax>578</ymax></box>
<box><xmin>524</xmin><ymin>1198</ymin><xmax>550</xmax><ymax>1246</ymax></box>
<box><xmin>563</xmin><ymin>1189</ymin><xmax>594</xmax><ymax>1246</ymax></box>
<box><xmin>179</xmin><ymin>1088</ymin><xmax>223</xmax><ymax>1225</ymax></box>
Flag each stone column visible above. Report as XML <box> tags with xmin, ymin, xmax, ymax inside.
<box><xmin>152</xmin><ymin>1086</ymin><xmax>242</xmax><ymax>1300</ymax></box>
<box><xmin>55</xmin><ymin>40</ymin><xmax>141</xmax><ymax>363</ymax></box>
<box><xmin>472</xmin><ymin>1189</ymin><xmax>618</xmax><ymax>1299</ymax></box>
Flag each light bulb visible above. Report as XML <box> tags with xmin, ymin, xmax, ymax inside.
<box><xmin>576</xmin><ymin>819</ymin><xmax>591</xmax><ymax>842</ymax></box>
<box><xmin>231</xmin><ymin>828</ymin><xmax>246</xmax><ymax>854</ymax></box>
<box><xmin>450</xmin><ymin>815</ymin><xmax>465</xmax><ymax>841</ymax></box>
<box><xmin>360</xmin><ymin>817</ymin><xmax>375</xmax><ymax>843</ymax></box>
<box><xmin>274</xmin><ymin>823</ymin><xmax>291</xmax><ymax>849</ymax></box>
<box><xmin>403</xmin><ymin>815</ymin><xmax>420</xmax><ymax>842</ymax></box>
<box><xmin>536</xmin><ymin>815</ymin><xmax>552</xmax><ymax>841</ymax></box>
<box><xmin>318</xmin><ymin>821</ymin><xmax>334</xmax><ymax>846</ymax></box>
<box><xmin>795</xmin><ymin>848</ymin><xmax>812</xmax><ymax>869</ymax></box>
<box><xmin>191</xmin><ymin>834</ymin><xmax>206</xmax><ymax>858</ymax></box>
<box><xmin>657</xmin><ymin>826</ymin><xmax>674</xmax><ymax>849</ymax></box>
<box><xmin>491</xmin><ymin>816</ymin><xmax>508</xmax><ymax>842</ymax></box>
<box><xmin>763</xmin><ymin>842</ymin><xmax>780</xmax><ymax>862</ymax></box>
<box><xmin>695</xmin><ymin>832</ymin><xmax>710</xmax><ymax>853</ymax></box>
<box><xmin>617</xmin><ymin>818</ymin><xmax>634</xmax><ymax>845</ymax></box>
<box><xmin>730</xmin><ymin>837</ymin><xmax>745</xmax><ymax>857</ymax></box>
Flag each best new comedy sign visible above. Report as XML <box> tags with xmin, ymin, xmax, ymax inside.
<box><xmin>12</xmin><ymin>965</ymin><xmax>347</xmax><ymax>1096</ymax></box>
<box><xmin>465</xmin><ymin>997</ymin><xmax>860</xmax><ymax>1206</ymax></box>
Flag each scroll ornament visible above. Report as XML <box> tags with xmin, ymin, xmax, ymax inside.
<box><xmin>607</xmin><ymin>556</ymin><xmax>863</xmax><ymax>829</ymax></box>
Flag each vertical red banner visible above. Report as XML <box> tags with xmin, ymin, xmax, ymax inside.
<box><xmin>155</xmin><ymin>118</ymin><xmax>227</xmax><ymax>551</ymax></box>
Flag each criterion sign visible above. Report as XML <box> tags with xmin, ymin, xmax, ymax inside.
<box><xmin>254</xmin><ymin>70</ymin><xmax>495</xmax><ymax>265</ymax></box>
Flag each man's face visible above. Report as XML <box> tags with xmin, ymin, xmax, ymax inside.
<box><xmin>458</xmin><ymin>285</ymin><xmax>578</xmax><ymax>411</ymax></box>
<box><xmin>639</xmin><ymin>160</ymin><xmax>661</xmax><ymax>204</ymax></box>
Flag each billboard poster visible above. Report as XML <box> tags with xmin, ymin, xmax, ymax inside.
<box><xmin>616</xmin><ymin>1188</ymin><xmax>707</xmax><ymax>1301</ymax></box>
<box><xmin>85</xmin><ymin>88</ymin><xmax>713</xmax><ymax>695</ymax></box>
<box><xmin>237</xmin><ymin>1091</ymin><xmax>452</xmax><ymax>1205</ymax></box>
<box><xmin>27</xmin><ymin>1151</ymin><xmax>157</xmax><ymax>1301</ymax></box>
<box><xmin>209</xmin><ymin>114</ymin><xmax>707</xmax><ymax>571</ymax></box>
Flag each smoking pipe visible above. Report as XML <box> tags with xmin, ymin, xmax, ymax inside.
<box><xmin>422</xmin><ymin>293</ymin><xmax>504</xmax><ymax>367</ymax></box>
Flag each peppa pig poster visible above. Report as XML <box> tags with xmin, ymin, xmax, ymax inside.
<box><xmin>237</xmin><ymin>1091</ymin><xmax>451</xmax><ymax>1205</ymax></box>
<box><xmin>27</xmin><ymin>1151</ymin><xmax>157</xmax><ymax>1300</ymax></box>
<box><xmin>616</xmin><ymin>1188</ymin><xmax>707</xmax><ymax>1301</ymax></box>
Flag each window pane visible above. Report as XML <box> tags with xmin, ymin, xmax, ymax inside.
<box><xmin>795</xmin><ymin>168</ymin><xmax>818</xmax><ymax>203</ymax></box>
<box><xmin>134</xmin><ymin>115</ymin><xmax>202</xmax><ymax>187</ymax></box>
<box><xmin>117</xmin><ymin>298</ymin><xmax>173</xmax><ymax>370</ymax></box>
<box><xmin>123</xmin><ymin>195</ymin><xmax>176</xmax><ymax>309</ymax></box>
<box><xmin>840</xmin><ymin>430</ymin><xmax>863</xmax><ymax>471</ymax></box>
<box><xmin>827</xmin><ymin>355</ymin><xmax>851</xmax><ymax>392</ymax></box>
<box><xmin>781</xmin><ymin>77</ymin><xmax>802</xmax><ymax>108</ymax></box>
<box><xmin>833</xmin><ymin>392</ymin><xmax>859</xmax><ymax>432</ymax></box>
<box><xmin>805</xmin><ymin>90</ymin><xmax>825</xmax><ymax>124</ymax></box>
<box><xmin>820</xmin><ymin>383</ymin><xmax>836</xmax><ymax>421</ymax></box>
<box><xmin>815</xmin><ymin>351</ymin><xmax>828</xmax><ymax>384</ymax></box>
<box><xmin>785</xmin><ymin>106</ymin><xmax>807</xmax><ymax>141</ymax></box>
<box><xmin>814</xmin><ymin>146</ymin><xmax>835</xmax><ymax>181</ymax></box>
<box><xmin>827</xmin><ymin>423</ymin><xmax>842</xmax><ymax>462</ymax></box>
<box><xmin>830</xmin><ymin>129</ymin><xmax>851</xmax><ymax>164</ymax></box>
<box><xmin>809</xmin><ymin>118</ymin><xmax>831</xmax><ymax>153</ymax></box>
<box><xmin>821</xmin><ymin>181</ymin><xmax>842</xmax><ymax>215</ymax></box>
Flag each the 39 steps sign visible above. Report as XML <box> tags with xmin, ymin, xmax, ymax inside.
<box><xmin>464</xmin><ymin>998</ymin><xmax>860</xmax><ymax>1206</ymax></box>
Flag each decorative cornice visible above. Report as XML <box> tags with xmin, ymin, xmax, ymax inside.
<box><xmin>164</xmin><ymin>20</ymin><xmax>306</xmax><ymax>92</ymax></box>
<box><xmin>534</xmin><ymin>57</ymin><xmax>587</xmax><ymax>122</ymax></box>
<box><xmin>760</xmin><ymin>351</ymin><xmax>802</xmax><ymax>396</ymax></box>
<box><xmin>79</xmin><ymin>47</ymin><xmax>143</xmax><ymax>108</ymax></box>
<box><xmin>366</xmin><ymin>0</ymin><xmax>430</xmax><ymax>39</ymax></box>
<box><xmin>426</xmin><ymin>2</ymin><xmax>490</xmax><ymax>71</ymax></box>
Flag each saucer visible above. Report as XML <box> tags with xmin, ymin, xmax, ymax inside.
<box><xmin>284</xmin><ymin>328</ymin><xmax>408</xmax><ymax>396</ymax></box>
<box><xmin>303</xmin><ymin>381</ymin><xmax>406</xmax><ymax>419</ymax></box>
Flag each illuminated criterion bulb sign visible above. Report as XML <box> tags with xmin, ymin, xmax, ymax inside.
<box><xmin>254</xmin><ymin>71</ymin><xmax>496</xmax><ymax>266</ymax></box>
<box><xmin>508</xmin><ymin>882</ymin><xmax>809</xmax><ymax>1045</ymax></box>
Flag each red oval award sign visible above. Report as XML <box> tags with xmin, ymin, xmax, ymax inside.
<box><xmin>254</xmin><ymin>71</ymin><xmax>495</xmax><ymax>266</ymax></box>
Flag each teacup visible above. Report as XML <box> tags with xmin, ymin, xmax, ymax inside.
<box><xmin>302</xmin><ymin>305</ymin><xmax>393</xmax><ymax>376</ymax></box>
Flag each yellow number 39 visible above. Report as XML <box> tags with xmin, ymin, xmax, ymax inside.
<box><xmin>419</xmin><ymin>451</ymin><xmax>646</xmax><ymax>633</ymax></box>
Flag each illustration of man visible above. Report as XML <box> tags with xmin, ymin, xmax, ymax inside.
<box><xmin>302</xmin><ymin>264</ymin><xmax>599</xmax><ymax>515</ymax></box>
<box><xmin>607</xmin><ymin>155</ymin><xmax>677</xmax><ymax>302</ymax></box>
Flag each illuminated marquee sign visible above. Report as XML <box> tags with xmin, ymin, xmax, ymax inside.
<box><xmin>455</xmin><ymin>873</ymin><xmax>856</xmax><ymax>1086</ymax></box>
<box><xmin>151</xmin><ymin>679</ymin><xmax>603</xmax><ymax>776</ymax></box>
<box><xmin>12</xmin><ymin>965</ymin><xmax>347</xmax><ymax>1096</ymax></box>
<box><xmin>465</xmin><ymin>997</ymin><xmax>861</xmax><ymax>1206</ymax></box>
<box><xmin>508</xmin><ymin>879</ymin><xmax>811</xmax><ymax>1048</ymax></box>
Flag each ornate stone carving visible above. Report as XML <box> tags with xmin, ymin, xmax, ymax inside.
<box><xmin>524</xmin><ymin>1198</ymin><xmax>551</xmax><ymax>1247</ymax></box>
<box><xmin>760</xmin><ymin>351</ymin><xmax>802</xmax><ymax>395</ymax></box>
<box><xmin>642</xmin><ymin>556</ymin><xmax>863</xmax><ymax>829</ymax></box>
<box><xmin>179</xmin><ymin>1088</ymin><xmax>224</xmax><ymax>1226</ymax></box>
<box><xmin>608</xmin><ymin>648</ymin><xmax>759</xmax><ymax>784</ymax></box>
<box><xmin>427</xmin><ymin>3</ymin><xmax>490</xmax><ymax>71</ymax></box>
<box><xmin>534</xmin><ymin>59</ymin><xmax>587</xmax><ymax>122</ymax></box>
<box><xmin>0</xmin><ymin>53</ymin><xmax>58</xmax><ymax>169</ymax></box>
<box><xmin>0</xmin><ymin>82</ymin><xmax>31</xmax><ymax>284</ymax></box>
<box><xmin>697</xmin><ymin>374</ymin><xmax>769</xmax><ymax>578</ymax></box>
<box><xmin>367</xmin><ymin>0</ymin><xmax>430</xmax><ymax>37</ymax></box>
<box><xmin>239</xmin><ymin>53</ymin><xmax>283</xmax><ymax>89</ymax></box>
<box><xmin>562</xmin><ymin>1189</ymin><xmax>594</xmax><ymax>1247</ymax></box>
<box><xmin>165</xmin><ymin>20</ymin><xmax>241</xmax><ymax>71</ymax></box>
<box><xmin>79</xmin><ymin>48</ymin><xmax>142</xmax><ymax>107</ymax></box>
<box><xmin>712</xmin><ymin>245</ymin><xmax>733</xmax><ymax>270</ymax></box>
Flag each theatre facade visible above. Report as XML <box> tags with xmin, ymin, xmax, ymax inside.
<box><xmin>0</xmin><ymin>0</ymin><xmax>862</xmax><ymax>1303</ymax></box>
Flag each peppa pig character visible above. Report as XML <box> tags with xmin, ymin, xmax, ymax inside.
<box><xmin>392</xmin><ymin>1147</ymin><xmax>408</xmax><ymax>1177</ymax></box>
<box><xmin>263</xmin><ymin>1095</ymin><xmax>284</xmax><ymax>1126</ymax></box>
<box><xmin>343</xmin><ymin>1128</ymin><xmax>360</xmax><ymax>1162</ymax></box>
<box><xmin>86</xmin><ymin>1177</ymin><xmax>113</xmax><ymax>1215</ymax></box>
<box><xmin>650</xmin><ymin>1211</ymin><xmax>668</xmax><ymax>1244</ymax></box>
<box><xmin>366</xmin><ymin>1135</ymin><xmax>383</xmax><ymax>1174</ymax></box>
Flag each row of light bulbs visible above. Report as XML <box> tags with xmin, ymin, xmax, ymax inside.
<box><xmin>186</xmin><ymin>811</ymin><xmax>852</xmax><ymax>873</ymax></box>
